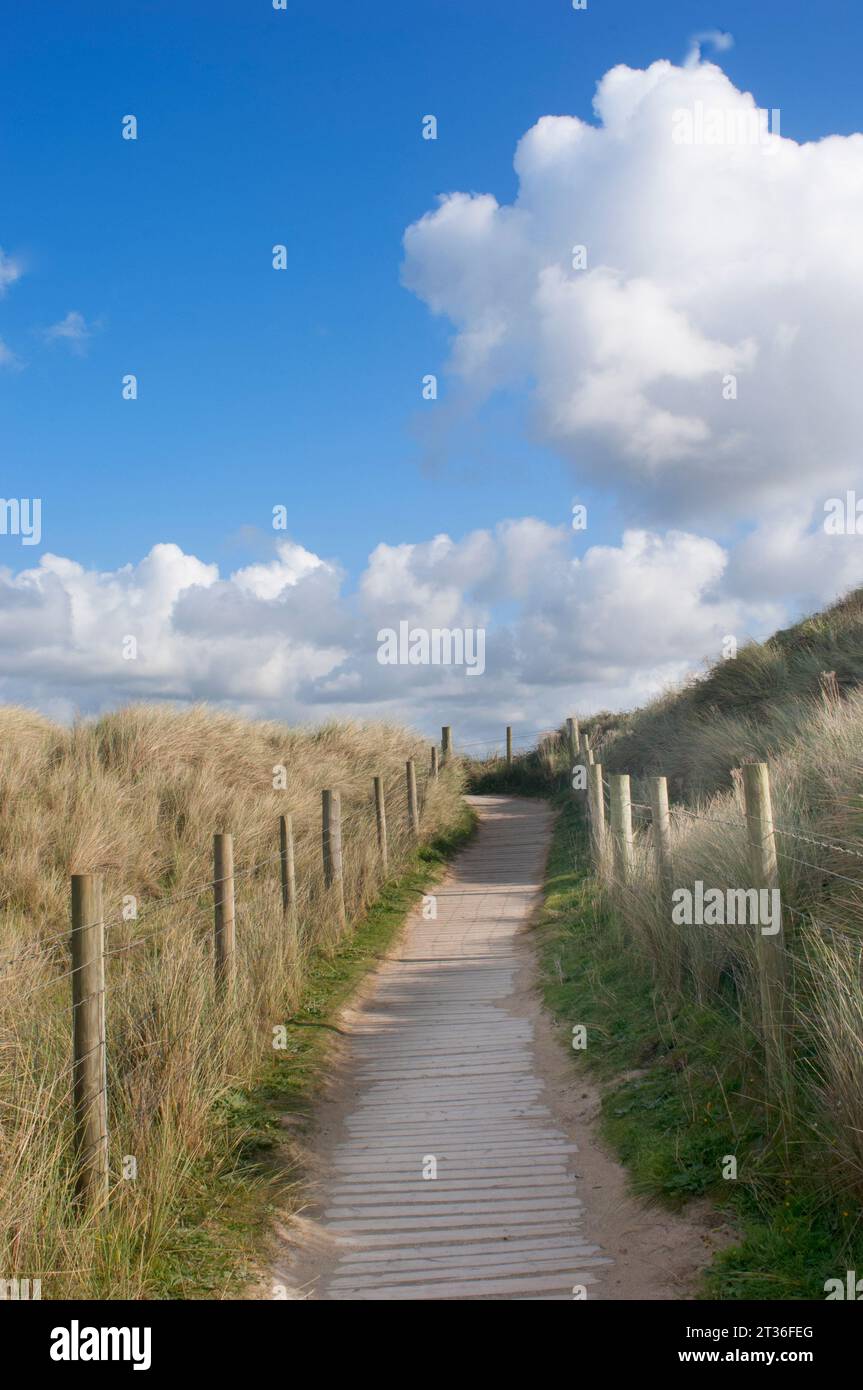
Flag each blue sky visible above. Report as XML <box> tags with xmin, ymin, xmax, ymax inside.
<box><xmin>0</xmin><ymin>0</ymin><xmax>855</xmax><ymax>574</ymax></box>
<box><xmin>1</xmin><ymin>1</ymin><xmax>862</xmax><ymax>734</ymax></box>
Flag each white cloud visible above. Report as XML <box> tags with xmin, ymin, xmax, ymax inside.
<box><xmin>685</xmin><ymin>31</ymin><xmax>734</xmax><ymax>67</ymax></box>
<box><xmin>726</xmin><ymin>511</ymin><xmax>863</xmax><ymax>607</ymax></box>
<box><xmin>42</xmin><ymin>310</ymin><xmax>93</xmax><ymax>353</ymax></box>
<box><xmin>0</xmin><ymin>526</ymin><xmax>793</xmax><ymax>736</ymax></box>
<box><xmin>402</xmin><ymin>54</ymin><xmax>863</xmax><ymax>528</ymax></box>
<box><xmin>0</xmin><ymin>540</ymin><xmax>350</xmax><ymax>716</ymax></box>
<box><xmin>233</xmin><ymin>541</ymin><xmax>324</xmax><ymax>600</ymax></box>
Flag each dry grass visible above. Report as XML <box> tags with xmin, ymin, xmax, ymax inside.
<box><xmin>0</xmin><ymin>703</ymin><xmax>465</xmax><ymax>1298</ymax></box>
<box><xmin>463</xmin><ymin>593</ymin><xmax>863</xmax><ymax>1274</ymax></box>
<box><xmin>593</xmin><ymin>686</ymin><xmax>863</xmax><ymax>1203</ymax></box>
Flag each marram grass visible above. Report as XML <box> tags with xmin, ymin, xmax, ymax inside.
<box><xmin>0</xmin><ymin>703</ymin><xmax>466</xmax><ymax>1299</ymax></box>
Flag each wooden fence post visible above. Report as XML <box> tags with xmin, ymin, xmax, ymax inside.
<box><xmin>373</xmin><ymin>776</ymin><xmax>388</xmax><ymax>874</ymax></box>
<box><xmin>609</xmin><ymin>774</ymin><xmax>634</xmax><ymax>883</ymax></box>
<box><xmin>213</xmin><ymin>833</ymin><xmax>235</xmax><ymax>994</ymax></box>
<box><xmin>566</xmin><ymin>716</ymin><xmax>578</xmax><ymax>766</ymax></box>
<box><xmin>648</xmin><ymin>776</ymin><xmax>673</xmax><ymax>886</ymax></box>
<box><xmin>648</xmin><ymin>774</ymin><xmax>680</xmax><ymax>987</ymax></box>
<box><xmin>322</xmin><ymin>790</ymin><xmax>347</xmax><ymax>931</ymax></box>
<box><xmin>71</xmin><ymin>873</ymin><xmax>108</xmax><ymax>1210</ymax></box>
<box><xmin>587</xmin><ymin>763</ymin><xmax>606</xmax><ymax>868</ymax></box>
<box><xmin>279</xmin><ymin>814</ymin><xmax>297</xmax><ymax>921</ymax></box>
<box><xmin>406</xmin><ymin>759</ymin><xmax>419</xmax><ymax>835</ymax></box>
<box><xmin>430</xmin><ymin>746</ymin><xmax>438</xmax><ymax>779</ymax></box>
<box><xmin>506</xmin><ymin>726</ymin><xmax>513</xmax><ymax>766</ymax></box>
<box><xmin>742</xmin><ymin>762</ymin><xmax>787</xmax><ymax>1085</ymax></box>
<box><xmin>441</xmin><ymin>726</ymin><xmax>452</xmax><ymax>767</ymax></box>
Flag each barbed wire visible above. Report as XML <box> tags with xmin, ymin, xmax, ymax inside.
<box><xmin>641</xmin><ymin>802</ymin><xmax>863</xmax><ymax>891</ymax></box>
<box><xmin>772</xmin><ymin>847</ymin><xmax>863</xmax><ymax>891</ymax></box>
<box><xmin>771</xmin><ymin>823</ymin><xmax>863</xmax><ymax>863</ymax></box>
<box><xmin>451</xmin><ymin>727</ymin><xmax>560</xmax><ymax>750</ymax></box>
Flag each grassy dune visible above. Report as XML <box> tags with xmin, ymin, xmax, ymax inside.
<box><xmin>469</xmin><ymin>586</ymin><xmax>863</xmax><ymax>1296</ymax></box>
<box><xmin>583</xmin><ymin>591</ymin><xmax>863</xmax><ymax>1228</ymax></box>
<box><xmin>589</xmin><ymin>585</ymin><xmax>863</xmax><ymax>800</ymax></box>
<box><xmin>0</xmin><ymin>704</ymin><xmax>467</xmax><ymax>1298</ymax></box>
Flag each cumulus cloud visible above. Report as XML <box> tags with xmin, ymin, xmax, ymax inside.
<box><xmin>0</xmin><ymin>541</ymin><xmax>350</xmax><ymax>715</ymax></box>
<box><xmin>402</xmin><ymin>54</ymin><xmax>863</xmax><ymax>528</ymax></box>
<box><xmin>0</xmin><ymin>526</ymin><xmax>792</xmax><ymax>735</ymax></box>
<box><xmin>726</xmin><ymin>509</ymin><xmax>863</xmax><ymax>606</ymax></box>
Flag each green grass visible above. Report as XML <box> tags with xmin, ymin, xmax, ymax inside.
<box><xmin>146</xmin><ymin>803</ymin><xmax>478</xmax><ymax>1299</ymax></box>
<box><xmin>537</xmin><ymin>794</ymin><xmax>863</xmax><ymax>1301</ymax></box>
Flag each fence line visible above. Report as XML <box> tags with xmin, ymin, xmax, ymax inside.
<box><xmin>18</xmin><ymin>709</ymin><xmax>854</xmax><ymax>1214</ymax></box>
<box><xmin>8</xmin><ymin>732</ymin><xmax>487</xmax><ymax>1211</ymax></box>
<box><xmin>562</xmin><ymin>709</ymin><xmax>863</xmax><ymax>1109</ymax></box>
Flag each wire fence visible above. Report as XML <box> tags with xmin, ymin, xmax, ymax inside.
<box><xmin>571</xmin><ymin>731</ymin><xmax>863</xmax><ymax>1115</ymax></box>
<box><xmin>21</xmin><ymin>709</ymin><xmax>856</xmax><ymax>1221</ymax></box>
<box><xmin>2</xmin><ymin>722</ymin><xmax>570</xmax><ymax>1216</ymax></box>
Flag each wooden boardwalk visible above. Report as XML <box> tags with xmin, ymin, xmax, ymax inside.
<box><xmin>305</xmin><ymin>795</ymin><xmax>611</xmax><ymax>1300</ymax></box>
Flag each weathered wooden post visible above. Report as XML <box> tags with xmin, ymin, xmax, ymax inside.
<box><xmin>587</xmin><ymin>763</ymin><xmax>606</xmax><ymax>868</ymax></box>
<box><xmin>566</xmin><ymin>716</ymin><xmax>579</xmax><ymax>766</ymax></box>
<box><xmin>648</xmin><ymin>776</ymin><xmax>673</xmax><ymax>886</ymax></box>
<box><xmin>373</xmin><ymin>776</ymin><xmax>388</xmax><ymax>874</ymax></box>
<box><xmin>213</xmin><ymin>833</ymin><xmax>235</xmax><ymax>994</ymax></box>
<box><xmin>649</xmin><ymin>774</ymin><xmax>680</xmax><ymax>987</ymax></box>
<box><xmin>322</xmin><ymin>790</ymin><xmax>347</xmax><ymax>932</ymax></box>
<box><xmin>406</xmin><ymin>759</ymin><xmax>419</xmax><ymax>835</ymax></box>
<box><xmin>609</xmin><ymin>774</ymin><xmax>634</xmax><ymax>883</ymax></box>
<box><xmin>441</xmin><ymin>726</ymin><xmax>452</xmax><ymax>767</ymax></box>
<box><xmin>742</xmin><ymin>762</ymin><xmax>787</xmax><ymax>1086</ymax></box>
<box><xmin>279</xmin><ymin>814</ymin><xmax>297</xmax><ymax>921</ymax></box>
<box><xmin>71</xmin><ymin>873</ymin><xmax>108</xmax><ymax>1210</ymax></box>
<box><xmin>430</xmin><ymin>745</ymin><xmax>439</xmax><ymax>779</ymax></box>
<box><xmin>506</xmin><ymin>726</ymin><xmax>513</xmax><ymax>766</ymax></box>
